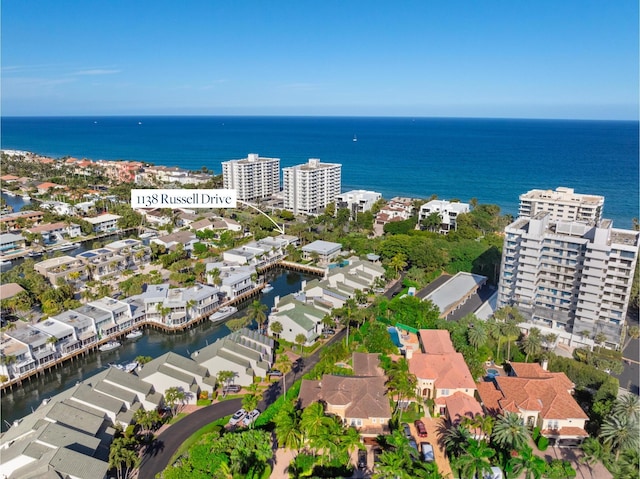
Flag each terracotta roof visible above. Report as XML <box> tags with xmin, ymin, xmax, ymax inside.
<box><xmin>37</xmin><ymin>182</ymin><xmax>63</xmax><ymax>189</ymax></box>
<box><xmin>409</xmin><ymin>352</ymin><xmax>476</xmax><ymax>390</ymax></box>
<box><xmin>477</xmin><ymin>376</ymin><xmax>588</xmax><ymax>421</ymax></box>
<box><xmin>444</xmin><ymin>391</ymin><xmax>484</xmax><ymax>423</ymax></box>
<box><xmin>419</xmin><ymin>329</ymin><xmax>456</xmax><ymax>354</ymax></box>
<box><xmin>0</xmin><ymin>175</ymin><xmax>20</xmax><ymax>181</ymax></box>
<box><xmin>509</xmin><ymin>362</ymin><xmax>574</xmax><ymax>390</ymax></box>
<box><xmin>541</xmin><ymin>426</ymin><xmax>589</xmax><ymax>437</ymax></box>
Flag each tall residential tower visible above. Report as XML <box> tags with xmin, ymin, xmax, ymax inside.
<box><xmin>518</xmin><ymin>187</ymin><xmax>604</xmax><ymax>224</ymax></box>
<box><xmin>283</xmin><ymin>159</ymin><xmax>341</xmax><ymax>215</ymax></box>
<box><xmin>222</xmin><ymin>153</ymin><xmax>280</xmax><ymax>202</ymax></box>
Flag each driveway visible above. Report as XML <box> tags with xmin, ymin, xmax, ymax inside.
<box><xmin>138</xmin><ymin>329</ymin><xmax>347</xmax><ymax>479</ymax></box>
<box><xmin>138</xmin><ymin>399</ymin><xmax>242</xmax><ymax>479</ymax></box>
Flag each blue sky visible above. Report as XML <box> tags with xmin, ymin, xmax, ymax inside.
<box><xmin>2</xmin><ymin>1</ymin><xmax>638</xmax><ymax>119</ymax></box>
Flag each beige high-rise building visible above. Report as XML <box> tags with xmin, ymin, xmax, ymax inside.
<box><xmin>222</xmin><ymin>153</ymin><xmax>280</xmax><ymax>201</ymax></box>
<box><xmin>498</xmin><ymin>212</ymin><xmax>639</xmax><ymax>349</ymax></box>
<box><xmin>283</xmin><ymin>159</ymin><xmax>341</xmax><ymax>215</ymax></box>
<box><xmin>518</xmin><ymin>187</ymin><xmax>604</xmax><ymax>224</ymax></box>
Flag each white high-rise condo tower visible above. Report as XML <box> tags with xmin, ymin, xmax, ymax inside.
<box><xmin>222</xmin><ymin>153</ymin><xmax>280</xmax><ymax>202</ymax></box>
<box><xmin>283</xmin><ymin>159</ymin><xmax>341</xmax><ymax>215</ymax></box>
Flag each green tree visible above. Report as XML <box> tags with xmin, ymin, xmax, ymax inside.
<box><xmin>455</xmin><ymin>439</ymin><xmax>494</xmax><ymax>479</ymax></box>
<box><xmin>599</xmin><ymin>413</ymin><xmax>640</xmax><ymax>460</ymax></box>
<box><xmin>295</xmin><ymin>333</ymin><xmax>306</xmax><ymax>354</ymax></box>
<box><xmin>241</xmin><ymin>393</ymin><xmax>260</xmax><ymax>427</ymax></box>
<box><xmin>467</xmin><ymin>324</ymin><xmax>488</xmax><ymax>351</ymax></box>
<box><xmin>274</xmin><ymin>399</ymin><xmax>303</xmax><ymax>451</ymax></box>
<box><xmin>246</xmin><ymin>300</ymin><xmax>268</xmax><ymax>334</ymax></box>
<box><xmin>612</xmin><ymin>394</ymin><xmax>640</xmax><ymax>423</ymax></box>
<box><xmin>270</xmin><ymin>320</ymin><xmax>283</xmax><ymax>338</ymax></box>
<box><xmin>508</xmin><ymin>445</ymin><xmax>546</xmax><ymax>479</ymax></box>
<box><xmin>491</xmin><ymin>412</ymin><xmax>529</xmax><ymax>452</ymax></box>
<box><xmin>442</xmin><ymin>424</ymin><xmax>472</xmax><ymax>459</ymax></box>
<box><xmin>522</xmin><ymin>328</ymin><xmax>543</xmax><ymax>362</ymax></box>
<box><xmin>385</xmin><ymin>357</ymin><xmax>417</xmax><ymax>415</ymax></box>
<box><xmin>388</xmin><ymin>253</ymin><xmax>408</xmax><ymax>278</ymax></box>
<box><xmin>164</xmin><ymin>387</ymin><xmax>187</xmax><ymax>417</ymax></box>
<box><xmin>108</xmin><ymin>437</ymin><xmax>139</xmax><ymax>479</ymax></box>
<box><xmin>274</xmin><ymin>353</ymin><xmax>292</xmax><ymax>396</ymax></box>
<box><xmin>217</xmin><ymin>370</ymin><xmax>237</xmax><ymax>395</ymax></box>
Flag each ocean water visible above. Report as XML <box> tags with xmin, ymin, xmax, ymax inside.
<box><xmin>1</xmin><ymin>116</ymin><xmax>638</xmax><ymax>228</ymax></box>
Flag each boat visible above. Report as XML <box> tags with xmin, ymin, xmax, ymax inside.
<box><xmin>262</xmin><ymin>283</ymin><xmax>274</xmax><ymax>293</ymax></box>
<box><xmin>22</xmin><ymin>194</ymin><xmax>31</xmax><ymax>200</ymax></box>
<box><xmin>125</xmin><ymin>329</ymin><xmax>143</xmax><ymax>340</ymax></box>
<box><xmin>49</xmin><ymin>242</ymin><xmax>79</xmax><ymax>252</ymax></box>
<box><xmin>353</xmin><ymin>134</ymin><xmax>357</xmax><ymax>142</ymax></box>
<box><xmin>28</xmin><ymin>251</ymin><xmax>43</xmax><ymax>258</ymax></box>
<box><xmin>122</xmin><ymin>361</ymin><xmax>139</xmax><ymax>373</ymax></box>
<box><xmin>98</xmin><ymin>340</ymin><xmax>121</xmax><ymax>352</ymax></box>
<box><xmin>209</xmin><ymin>306</ymin><xmax>238</xmax><ymax>323</ymax></box>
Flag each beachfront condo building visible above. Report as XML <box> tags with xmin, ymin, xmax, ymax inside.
<box><xmin>222</xmin><ymin>153</ymin><xmax>280</xmax><ymax>201</ymax></box>
<box><xmin>418</xmin><ymin>199</ymin><xmax>470</xmax><ymax>234</ymax></box>
<box><xmin>497</xmin><ymin>211</ymin><xmax>639</xmax><ymax>349</ymax></box>
<box><xmin>283</xmin><ymin>159</ymin><xmax>341</xmax><ymax>215</ymax></box>
<box><xmin>518</xmin><ymin>187</ymin><xmax>604</xmax><ymax>224</ymax></box>
<box><xmin>335</xmin><ymin>189</ymin><xmax>382</xmax><ymax>219</ymax></box>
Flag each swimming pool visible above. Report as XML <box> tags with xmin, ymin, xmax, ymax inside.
<box><xmin>486</xmin><ymin>368</ymin><xmax>500</xmax><ymax>379</ymax></box>
<box><xmin>388</xmin><ymin>326</ymin><xmax>402</xmax><ymax>348</ymax></box>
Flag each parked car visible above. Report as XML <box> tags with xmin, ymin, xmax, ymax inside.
<box><xmin>228</xmin><ymin>408</ymin><xmax>247</xmax><ymax>426</ymax></box>
<box><xmin>420</xmin><ymin>442</ymin><xmax>434</xmax><ymax>462</ymax></box>
<box><xmin>408</xmin><ymin>439</ymin><xmax>419</xmax><ymax>460</ymax></box>
<box><xmin>357</xmin><ymin>449</ymin><xmax>367</xmax><ymax>469</ymax></box>
<box><xmin>267</xmin><ymin>369</ymin><xmax>283</xmax><ymax>377</ymax></box>
<box><xmin>242</xmin><ymin>408</ymin><xmax>261</xmax><ymax>426</ymax></box>
<box><xmin>222</xmin><ymin>385</ymin><xmax>241</xmax><ymax>394</ymax></box>
<box><xmin>322</xmin><ymin>328</ymin><xmax>336</xmax><ymax>336</ymax></box>
<box><xmin>414</xmin><ymin>419</ymin><xmax>428</xmax><ymax>437</ymax></box>
<box><xmin>401</xmin><ymin>422</ymin><xmax>412</xmax><ymax>438</ymax></box>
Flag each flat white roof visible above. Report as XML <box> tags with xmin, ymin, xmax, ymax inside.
<box><xmin>302</xmin><ymin>240</ymin><xmax>342</xmax><ymax>255</ymax></box>
<box><xmin>84</xmin><ymin>214</ymin><xmax>121</xmax><ymax>224</ymax></box>
<box><xmin>426</xmin><ymin>272</ymin><xmax>487</xmax><ymax>315</ymax></box>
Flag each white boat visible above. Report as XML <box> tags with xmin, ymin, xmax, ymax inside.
<box><xmin>262</xmin><ymin>283</ymin><xmax>274</xmax><ymax>293</ymax></box>
<box><xmin>22</xmin><ymin>195</ymin><xmax>31</xmax><ymax>200</ymax></box>
<box><xmin>125</xmin><ymin>329</ymin><xmax>143</xmax><ymax>340</ymax></box>
<box><xmin>98</xmin><ymin>340</ymin><xmax>121</xmax><ymax>352</ymax></box>
<box><xmin>353</xmin><ymin>134</ymin><xmax>358</xmax><ymax>142</ymax></box>
<box><xmin>122</xmin><ymin>361</ymin><xmax>139</xmax><ymax>373</ymax></box>
<box><xmin>49</xmin><ymin>242</ymin><xmax>79</xmax><ymax>252</ymax></box>
<box><xmin>209</xmin><ymin>306</ymin><xmax>238</xmax><ymax>323</ymax></box>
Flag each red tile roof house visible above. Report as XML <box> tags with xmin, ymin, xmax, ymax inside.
<box><xmin>477</xmin><ymin>361</ymin><xmax>589</xmax><ymax>447</ymax></box>
<box><xmin>408</xmin><ymin>330</ymin><xmax>484</xmax><ymax>425</ymax></box>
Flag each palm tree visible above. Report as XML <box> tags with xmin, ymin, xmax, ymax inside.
<box><xmin>467</xmin><ymin>324</ymin><xmax>488</xmax><ymax>351</ymax></box>
<box><xmin>275</xmin><ymin>353</ymin><xmax>292</xmax><ymax>396</ymax></box>
<box><xmin>501</xmin><ymin>320</ymin><xmax>521</xmax><ymax>362</ymax></box>
<box><xmin>185</xmin><ymin>299</ymin><xmax>197</xmax><ymax>319</ymax></box>
<box><xmin>579</xmin><ymin>437</ymin><xmax>610</xmax><ymax>468</ymax></box>
<box><xmin>342</xmin><ymin>298</ymin><xmax>358</xmax><ymax>346</ymax></box>
<box><xmin>455</xmin><ymin>439</ymin><xmax>494</xmax><ymax>479</ymax></box>
<box><xmin>442</xmin><ymin>424</ymin><xmax>472</xmax><ymax>459</ymax></box>
<box><xmin>522</xmin><ymin>328</ymin><xmax>542</xmax><ymax>362</ymax></box>
<box><xmin>385</xmin><ymin>357</ymin><xmax>417</xmax><ymax>414</ymax></box>
<box><xmin>217</xmin><ymin>370</ymin><xmax>236</xmax><ymax>396</ymax></box>
<box><xmin>623</xmin><ymin>325</ymin><xmax>640</xmax><ymax>350</ymax></box>
<box><xmin>164</xmin><ymin>386</ymin><xmax>187</xmax><ymax>417</ymax></box>
<box><xmin>599</xmin><ymin>413</ymin><xmax>640</xmax><ymax>460</ymax></box>
<box><xmin>388</xmin><ymin>253</ymin><xmax>407</xmax><ymax>278</ymax></box>
<box><xmin>241</xmin><ymin>393</ymin><xmax>260</xmax><ymax>427</ymax></box>
<box><xmin>270</xmin><ymin>320</ymin><xmax>283</xmax><ymax>339</ymax></box>
<box><xmin>274</xmin><ymin>399</ymin><xmax>303</xmax><ymax>451</ymax></box>
<box><xmin>109</xmin><ymin>437</ymin><xmax>139</xmax><ymax>479</ymax></box>
<box><xmin>612</xmin><ymin>394</ymin><xmax>640</xmax><ymax>423</ymax></box>
<box><xmin>247</xmin><ymin>300</ymin><xmax>268</xmax><ymax>334</ymax></box>
<box><xmin>492</xmin><ymin>412</ymin><xmax>529</xmax><ymax>452</ymax></box>
<box><xmin>294</xmin><ymin>333</ymin><xmax>306</xmax><ymax>355</ymax></box>
<box><xmin>300</xmin><ymin>401</ymin><xmax>331</xmax><ymax>445</ymax></box>
<box><xmin>461</xmin><ymin>413</ymin><xmax>494</xmax><ymax>443</ymax></box>
<box><xmin>508</xmin><ymin>445</ymin><xmax>546</xmax><ymax>479</ymax></box>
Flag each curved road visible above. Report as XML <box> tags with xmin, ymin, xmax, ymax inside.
<box><xmin>138</xmin><ymin>328</ymin><xmax>346</xmax><ymax>479</ymax></box>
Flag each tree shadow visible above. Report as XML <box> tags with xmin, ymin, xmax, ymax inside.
<box><xmin>146</xmin><ymin>439</ymin><xmax>165</xmax><ymax>457</ymax></box>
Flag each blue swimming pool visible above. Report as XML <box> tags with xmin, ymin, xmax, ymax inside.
<box><xmin>486</xmin><ymin>368</ymin><xmax>500</xmax><ymax>379</ymax></box>
<box><xmin>388</xmin><ymin>326</ymin><xmax>402</xmax><ymax>348</ymax></box>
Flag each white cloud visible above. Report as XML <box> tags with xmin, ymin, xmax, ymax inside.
<box><xmin>74</xmin><ymin>69</ymin><xmax>121</xmax><ymax>76</ymax></box>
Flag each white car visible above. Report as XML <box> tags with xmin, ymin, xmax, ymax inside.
<box><xmin>228</xmin><ymin>408</ymin><xmax>247</xmax><ymax>426</ymax></box>
<box><xmin>242</xmin><ymin>408</ymin><xmax>260</xmax><ymax>427</ymax></box>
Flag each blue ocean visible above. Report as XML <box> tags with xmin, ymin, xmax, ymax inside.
<box><xmin>1</xmin><ymin>116</ymin><xmax>638</xmax><ymax>228</ymax></box>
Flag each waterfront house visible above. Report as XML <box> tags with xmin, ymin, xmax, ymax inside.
<box><xmin>298</xmin><ymin>353</ymin><xmax>392</xmax><ymax>436</ymax></box>
<box><xmin>192</xmin><ymin>328</ymin><xmax>274</xmax><ymax>386</ymax></box>
<box><xmin>0</xmin><ymin>210</ymin><xmax>44</xmax><ymax>230</ymax></box>
<box><xmin>74</xmin><ymin>303</ymin><xmax>119</xmax><ymax>339</ymax></box>
<box><xmin>151</xmin><ymin>230</ymin><xmax>197</xmax><ymax>252</ymax></box>
<box><xmin>418</xmin><ymin>199</ymin><xmax>470</xmax><ymax>234</ymax></box>
<box><xmin>77</xmin><ymin>248</ymin><xmax>126</xmax><ymax>280</ymax></box>
<box><xmin>301</xmin><ymin>240</ymin><xmax>342</xmax><ymax>265</ymax></box>
<box><xmin>39</xmin><ymin>200</ymin><xmax>77</xmax><ymax>216</ymax></box>
<box><xmin>0</xmin><ymin>233</ymin><xmax>25</xmax><ymax>256</ymax></box>
<box><xmin>140</xmin><ymin>208</ymin><xmax>173</xmax><ymax>227</ymax></box>
<box><xmin>408</xmin><ymin>330</ymin><xmax>480</xmax><ymax>416</ymax></box>
<box><xmin>335</xmin><ymin>189</ymin><xmax>382</xmax><ymax>219</ymax></box>
<box><xmin>36</xmin><ymin>182</ymin><xmax>66</xmax><ymax>195</ymax></box>
<box><xmin>375</xmin><ymin>197</ymin><xmax>415</xmax><ymax>226</ymax></box>
<box><xmin>103</xmin><ymin>238</ymin><xmax>150</xmax><ymax>268</ymax></box>
<box><xmin>34</xmin><ymin>255</ymin><xmax>88</xmax><ymax>286</ymax></box>
<box><xmin>100</xmin><ymin>367</ymin><xmax>164</xmax><ymax>411</ymax></box>
<box><xmin>5</xmin><ymin>323</ymin><xmax>57</xmax><ymax>373</ymax></box>
<box><xmin>68</xmin><ymin>384</ymin><xmax>127</xmax><ymax>425</ymax></box>
<box><xmin>32</xmin><ymin>319</ymin><xmax>79</xmax><ymax>356</ymax></box>
<box><xmin>477</xmin><ymin>361</ymin><xmax>589</xmax><ymax>447</ymax></box>
<box><xmin>0</xmin><ymin>335</ymin><xmax>33</xmax><ymax>380</ymax></box>
<box><xmin>26</xmin><ymin>221</ymin><xmax>82</xmax><ymax>241</ymax></box>
<box><xmin>137</xmin><ymin>352</ymin><xmax>216</xmax><ymax>403</ymax></box>
<box><xmin>205</xmin><ymin>261</ymin><xmax>257</xmax><ymax>299</ymax></box>
<box><xmin>223</xmin><ymin>234</ymin><xmax>297</xmax><ymax>269</ymax></box>
<box><xmin>88</xmin><ymin>298</ymin><xmax>134</xmax><ymax>332</ymax></box>
<box><xmin>268</xmin><ymin>293</ymin><xmax>324</xmax><ymax>345</ymax></box>
<box><xmin>49</xmin><ymin>310</ymin><xmax>98</xmax><ymax>348</ymax></box>
<box><xmin>84</xmin><ymin>213</ymin><xmax>122</xmax><ymax>234</ymax></box>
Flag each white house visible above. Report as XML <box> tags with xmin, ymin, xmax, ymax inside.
<box><xmin>84</xmin><ymin>213</ymin><xmax>122</xmax><ymax>233</ymax></box>
<box><xmin>268</xmin><ymin>293</ymin><xmax>324</xmax><ymax>345</ymax></box>
<box><xmin>205</xmin><ymin>262</ymin><xmax>257</xmax><ymax>299</ymax></box>
<box><xmin>418</xmin><ymin>200</ymin><xmax>470</xmax><ymax>234</ymax></box>
<box><xmin>301</xmin><ymin>240</ymin><xmax>342</xmax><ymax>265</ymax></box>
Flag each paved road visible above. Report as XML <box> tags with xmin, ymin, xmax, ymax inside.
<box><xmin>138</xmin><ymin>398</ymin><xmax>242</xmax><ymax>479</ymax></box>
<box><xmin>138</xmin><ymin>328</ymin><xmax>347</xmax><ymax>479</ymax></box>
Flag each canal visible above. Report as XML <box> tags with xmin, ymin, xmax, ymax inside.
<box><xmin>1</xmin><ymin>268</ymin><xmax>317</xmax><ymax>430</ymax></box>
